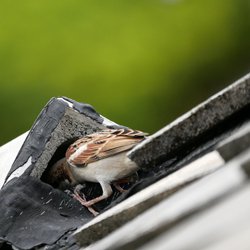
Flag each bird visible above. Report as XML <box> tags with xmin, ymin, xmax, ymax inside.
<box><xmin>49</xmin><ymin>128</ymin><xmax>147</xmax><ymax>216</ymax></box>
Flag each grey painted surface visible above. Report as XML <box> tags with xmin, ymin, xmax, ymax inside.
<box><xmin>202</xmin><ymin>225</ymin><xmax>250</xmax><ymax>250</ymax></box>
<box><xmin>217</xmin><ymin>121</ymin><xmax>250</xmax><ymax>161</ymax></box>
<box><xmin>129</xmin><ymin>73</ymin><xmax>250</xmax><ymax>168</ymax></box>
<box><xmin>139</xmin><ymin>184</ymin><xmax>250</xmax><ymax>250</ymax></box>
<box><xmin>83</xmin><ymin>150</ymin><xmax>250</xmax><ymax>250</ymax></box>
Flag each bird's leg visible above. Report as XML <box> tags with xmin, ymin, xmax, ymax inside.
<box><xmin>113</xmin><ymin>181</ymin><xmax>127</xmax><ymax>193</ymax></box>
<box><xmin>113</xmin><ymin>174</ymin><xmax>138</xmax><ymax>193</ymax></box>
<box><xmin>71</xmin><ymin>184</ymin><xmax>99</xmax><ymax>216</ymax></box>
<box><xmin>73</xmin><ymin>184</ymin><xmax>87</xmax><ymax>203</ymax></box>
<box><xmin>72</xmin><ymin>191</ymin><xmax>99</xmax><ymax>216</ymax></box>
<box><xmin>79</xmin><ymin>181</ymin><xmax>113</xmax><ymax>207</ymax></box>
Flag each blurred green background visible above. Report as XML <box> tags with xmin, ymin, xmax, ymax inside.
<box><xmin>0</xmin><ymin>0</ymin><xmax>250</xmax><ymax>145</ymax></box>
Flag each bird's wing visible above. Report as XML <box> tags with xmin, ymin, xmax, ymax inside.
<box><xmin>66</xmin><ymin>129</ymin><xmax>146</xmax><ymax>167</ymax></box>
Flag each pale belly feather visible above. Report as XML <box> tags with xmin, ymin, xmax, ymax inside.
<box><xmin>69</xmin><ymin>152</ymin><xmax>138</xmax><ymax>184</ymax></box>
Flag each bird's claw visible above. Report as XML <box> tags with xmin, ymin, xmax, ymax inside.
<box><xmin>72</xmin><ymin>187</ymin><xmax>99</xmax><ymax>216</ymax></box>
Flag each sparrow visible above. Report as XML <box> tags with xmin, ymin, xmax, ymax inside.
<box><xmin>49</xmin><ymin>128</ymin><xmax>147</xmax><ymax>216</ymax></box>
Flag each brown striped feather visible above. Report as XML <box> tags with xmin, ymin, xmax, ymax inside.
<box><xmin>65</xmin><ymin>129</ymin><xmax>147</xmax><ymax>167</ymax></box>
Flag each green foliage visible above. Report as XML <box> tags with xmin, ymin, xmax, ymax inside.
<box><xmin>0</xmin><ymin>0</ymin><xmax>250</xmax><ymax>145</ymax></box>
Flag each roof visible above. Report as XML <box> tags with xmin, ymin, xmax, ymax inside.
<box><xmin>0</xmin><ymin>73</ymin><xmax>250</xmax><ymax>249</ymax></box>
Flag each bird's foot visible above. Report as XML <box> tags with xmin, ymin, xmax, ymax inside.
<box><xmin>73</xmin><ymin>187</ymin><xmax>99</xmax><ymax>216</ymax></box>
<box><xmin>73</xmin><ymin>194</ymin><xmax>99</xmax><ymax>216</ymax></box>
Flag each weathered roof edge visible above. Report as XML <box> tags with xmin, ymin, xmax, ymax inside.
<box><xmin>129</xmin><ymin>73</ymin><xmax>250</xmax><ymax>167</ymax></box>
